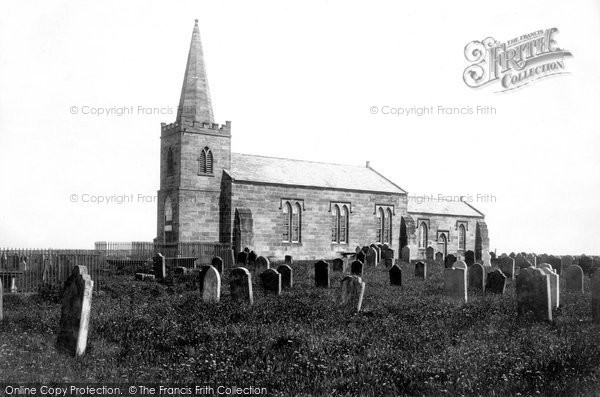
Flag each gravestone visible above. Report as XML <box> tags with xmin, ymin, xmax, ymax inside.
<box><xmin>486</xmin><ymin>269</ymin><xmax>507</xmax><ymax>294</ymax></box>
<box><xmin>332</xmin><ymin>258</ymin><xmax>344</xmax><ymax>272</ymax></box>
<box><xmin>464</xmin><ymin>250</ymin><xmax>475</xmax><ymax>267</ymax></box>
<box><xmin>401</xmin><ymin>246</ymin><xmax>410</xmax><ymax>263</ymax></box>
<box><xmin>426</xmin><ymin>246</ymin><xmax>434</xmax><ymax>261</ymax></box>
<box><xmin>243</xmin><ymin>247</ymin><xmax>250</xmax><ymax>253</ymax></box>
<box><xmin>560</xmin><ymin>256</ymin><xmax>573</xmax><ymax>273</ymax></box>
<box><xmin>153</xmin><ymin>253</ymin><xmax>166</xmax><ymax>280</ymax></box>
<box><xmin>284</xmin><ymin>255</ymin><xmax>293</xmax><ymax>266</ymax></box>
<box><xmin>370</xmin><ymin>244</ymin><xmax>381</xmax><ymax>263</ymax></box>
<box><xmin>526</xmin><ymin>254</ymin><xmax>537</xmax><ymax>267</ymax></box>
<box><xmin>230</xmin><ymin>267</ymin><xmax>253</xmax><ymax>304</ymax></box>
<box><xmin>356</xmin><ymin>250</ymin><xmax>366</xmax><ymax>264</ymax></box>
<box><xmin>202</xmin><ymin>266</ymin><xmax>221</xmax><ymax>303</ymax></box>
<box><xmin>366</xmin><ymin>247</ymin><xmax>377</xmax><ymax>267</ymax></box>
<box><xmin>248</xmin><ymin>251</ymin><xmax>258</xmax><ymax>268</ymax></box>
<box><xmin>444</xmin><ymin>267</ymin><xmax>467</xmax><ymax>303</ymax></box>
<box><xmin>579</xmin><ymin>255</ymin><xmax>593</xmax><ymax>274</ymax></box>
<box><xmin>197</xmin><ymin>265</ymin><xmax>212</xmax><ymax>291</ymax></box>
<box><xmin>277</xmin><ymin>264</ymin><xmax>293</xmax><ymax>288</ymax></box>
<box><xmin>482</xmin><ymin>251</ymin><xmax>492</xmax><ymax>267</ymax></box>
<box><xmin>174</xmin><ymin>266</ymin><xmax>190</xmax><ymax>276</ymax></box>
<box><xmin>255</xmin><ymin>256</ymin><xmax>270</xmax><ymax>274</ymax></box>
<box><xmin>453</xmin><ymin>261</ymin><xmax>467</xmax><ymax>270</ymax></box>
<box><xmin>384</xmin><ymin>249</ymin><xmax>394</xmax><ymax>267</ymax></box>
<box><xmin>468</xmin><ymin>263</ymin><xmax>485</xmax><ymax>292</ymax></box>
<box><xmin>444</xmin><ymin>254</ymin><xmax>457</xmax><ymax>269</ymax></box>
<box><xmin>0</xmin><ymin>278</ymin><xmax>2</xmax><ymax>321</ymax></box>
<box><xmin>538</xmin><ymin>263</ymin><xmax>552</xmax><ymax>270</ymax></box>
<box><xmin>565</xmin><ymin>265</ymin><xmax>584</xmax><ymax>293</ymax></box>
<box><xmin>351</xmin><ymin>260</ymin><xmax>364</xmax><ymax>277</ymax></box>
<box><xmin>315</xmin><ymin>260</ymin><xmax>330</xmax><ymax>288</ymax></box>
<box><xmin>414</xmin><ymin>261</ymin><xmax>426</xmax><ymax>279</ymax></box>
<box><xmin>548</xmin><ymin>255</ymin><xmax>562</xmax><ymax>274</ymax></box>
<box><xmin>340</xmin><ymin>275</ymin><xmax>365</xmax><ymax>313</ymax></box>
<box><xmin>435</xmin><ymin>252</ymin><xmax>444</xmax><ymax>264</ymax></box>
<box><xmin>56</xmin><ymin>266</ymin><xmax>93</xmax><ymax>357</ymax></box>
<box><xmin>236</xmin><ymin>251</ymin><xmax>248</xmax><ymax>266</ymax></box>
<box><xmin>260</xmin><ymin>269</ymin><xmax>282</xmax><ymax>295</ymax></box>
<box><xmin>211</xmin><ymin>257</ymin><xmax>223</xmax><ymax>274</ymax></box>
<box><xmin>355</xmin><ymin>246</ymin><xmax>361</xmax><ymax>254</ymax></box>
<box><xmin>389</xmin><ymin>265</ymin><xmax>402</xmax><ymax>286</ymax></box>
<box><xmin>539</xmin><ymin>267</ymin><xmax>560</xmax><ymax>309</ymax></box>
<box><xmin>516</xmin><ymin>267</ymin><xmax>552</xmax><ymax>321</ymax></box>
<box><xmin>592</xmin><ymin>269</ymin><xmax>600</xmax><ymax>324</ymax></box>
<box><xmin>500</xmin><ymin>256</ymin><xmax>516</xmax><ymax>279</ymax></box>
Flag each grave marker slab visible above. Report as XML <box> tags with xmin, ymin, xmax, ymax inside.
<box><xmin>236</xmin><ymin>251</ymin><xmax>248</xmax><ymax>266</ymax></box>
<box><xmin>389</xmin><ymin>265</ymin><xmax>402</xmax><ymax>286</ymax></box>
<box><xmin>211</xmin><ymin>257</ymin><xmax>224</xmax><ymax>274</ymax></box>
<box><xmin>539</xmin><ymin>267</ymin><xmax>559</xmax><ymax>309</ymax></box>
<box><xmin>284</xmin><ymin>255</ymin><xmax>293</xmax><ymax>266</ymax></box>
<box><xmin>356</xmin><ymin>250</ymin><xmax>366</xmax><ymax>264</ymax></box>
<box><xmin>153</xmin><ymin>253</ymin><xmax>166</xmax><ymax>280</ymax></box>
<box><xmin>255</xmin><ymin>256</ymin><xmax>270</xmax><ymax>274</ymax></box>
<box><xmin>332</xmin><ymin>258</ymin><xmax>344</xmax><ymax>272</ymax></box>
<box><xmin>565</xmin><ymin>265</ymin><xmax>584</xmax><ymax>293</ymax></box>
<box><xmin>453</xmin><ymin>261</ymin><xmax>467</xmax><ymax>270</ymax></box>
<box><xmin>426</xmin><ymin>246</ymin><xmax>434</xmax><ymax>261</ymax></box>
<box><xmin>435</xmin><ymin>252</ymin><xmax>444</xmax><ymax>265</ymax></box>
<box><xmin>486</xmin><ymin>269</ymin><xmax>506</xmax><ymax>294</ymax></box>
<box><xmin>230</xmin><ymin>267</ymin><xmax>253</xmax><ymax>304</ymax></box>
<box><xmin>444</xmin><ymin>268</ymin><xmax>467</xmax><ymax>303</ymax></box>
<box><xmin>516</xmin><ymin>267</ymin><xmax>552</xmax><ymax>321</ymax></box>
<box><xmin>315</xmin><ymin>260</ymin><xmax>330</xmax><ymax>288</ymax></box>
<box><xmin>384</xmin><ymin>249</ymin><xmax>394</xmax><ymax>267</ymax></box>
<box><xmin>340</xmin><ymin>275</ymin><xmax>365</xmax><ymax>313</ymax></box>
<box><xmin>366</xmin><ymin>247</ymin><xmax>377</xmax><ymax>267</ymax></box>
<box><xmin>401</xmin><ymin>246</ymin><xmax>410</xmax><ymax>263</ymax></box>
<box><xmin>464</xmin><ymin>250</ymin><xmax>475</xmax><ymax>267</ymax></box>
<box><xmin>469</xmin><ymin>263</ymin><xmax>485</xmax><ymax>292</ymax></box>
<box><xmin>202</xmin><ymin>266</ymin><xmax>221</xmax><ymax>303</ymax></box>
<box><xmin>444</xmin><ymin>254</ymin><xmax>457</xmax><ymax>269</ymax></box>
<box><xmin>351</xmin><ymin>260</ymin><xmax>364</xmax><ymax>277</ymax></box>
<box><xmin>277</xmin><ymin>265</ymin><xmax>293</xmax><ymax>289</ymax></box>
<box><xmin>260</xmin><ymin>269</ymin><xmax>282</xmax><ymax>295</ymax></box>
<box><xmin>414</xmin><ymin>261</ymin><xmax>426</xmax><ymax>279</ymax></box>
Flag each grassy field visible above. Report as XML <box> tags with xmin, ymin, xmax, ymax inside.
<box><xmin>1</xmin><ymin>261</ymin><xmax>600</xmax><ymax>396</ymax></box>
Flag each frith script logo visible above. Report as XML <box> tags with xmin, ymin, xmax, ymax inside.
<box><xmin>463</xmin><ymin>28</ymin><xmax>573</xmax><ymax>92</ymax></box>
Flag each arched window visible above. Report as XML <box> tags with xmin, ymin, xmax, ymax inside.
<box><xmin>331</xmin><ymin>205</ymin><xmax>339</xmax><ymax>242</ymax></box>
<box><xmin>384</xmin><ymin>208</ymin><xmax>393</xmax><ymax>244</ymax></box>
<box><xmin>198</xmin><ymin>147</ymin><xmax>213</xmax><ymax>174</ymax></box>
<box><xmin>458</xmin><ymin>224</ymin><xmax>466</xmax><ymax>250</ymax></box>
<box><xmin>376</xmin><ymin>207</ymin><xmax>384</xmax><ymax>243</ymax></box>
<box><xmin>292</xmin><ymin>203</ymin><xmax>301</xmax><ymax>243</ymax></box>
<box><xmin>282</xmin><ymin>201</ymin><xmax>302</xmax><ymax>243</ymax></box>
<box><xmin>419</xmin><ymin>222</ymin><xmax>428</xmax><ymax>249</ymax></box>
<box><xmin>339</xmin><ymin>205</ymin><xmax>348</xmax><ymax>243</ymax></box>
<box><xmin>167</xmin><ymin>148</ymin><xmax>174</xmax><ymax>176</ymax></box>
<box><xmin>439</xmin><ymin>233</ymin><xmax>447</xmax><ymax>256</ymax></box>
<box><xmin>282</xmin><ymin>202</ymin><xmax>291</xmax><ymax>242</ymax></box>
<box><xmin>163</xmin><ymin>196</ymin><xmax>173</xmax><ymax>242</ymax></box>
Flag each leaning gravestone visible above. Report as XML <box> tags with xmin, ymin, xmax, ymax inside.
<box><xmin>211</xmin><ymin>257</ymin><xmax>223</xmax><ymax>274</ymax></box>
<box><xmin>444</xmin><ymin>267</ymin><xmax>467</xmax><ymax>303</ymax></box>
<box><xmin>56</xmin><ymin>266</ymin><xmax>93</xmax><ymax>357</ymax></box>
<box><xmin>414</xmin><ymin>261</ymin><xmax>426</xmax><ymax>279</ymax></box>
<box><xmin>486</xmin><ymin>269</ymin><xmax>507</xmax><ymax>294</ymax></box>
<box><xmin>202</xmin><ymin>266</ymin><xmax>221</xmax><ymax>303</ymax></box>
<box><xmin>236</xmin><ymin>251</ymin><xmax>248</xmax><ymax>266</ymax></box>
<box><xmin>332</xmin><ymin>258</ymin><xmax>344</xmax><ymax>272</ymax></box>
<box><xmin>464</xmin><ymin>250</ymin><xmax>475</xmax><ymax>267</ymax></box>
<box><xmin>389</xmin><ymin>265</ymin><xmax>402</xmax><ymax>286</ymax></box>
<box><xmin>351</xmin><ymin>260</ymin><xmax>364</xmax><ymax>277</ymax></box>
<box><xmin>315</xmin><ymin>260</ymin><xmax>330</xmax><ymax>288</ymax></box>
<box><xmin>592</xmin><ymin>269</ymin><xmax>600</xmax><ymax>324</ymax></box>
<box><xmin>539</xmin><ymin>267</ymin><xmax>559</xmax><ymax>309</ymax></box>
<box><xmin>426</xmin><ymin>246</ymin><xmax>434</xmax><ymax>261</ymax></box>
<box><xmin>468</xmin><ymin>263</ymin><xmax>485</xmax><ymax>292</ymax></box>
<box><xmin>516</xmin><ymin>267</ymin><xmax>552</xmax><ymax>321</ymax></box>
<box><xmin>366</xmin><ymin>247</ymin><xmax>377</xmax><ymax>267</ymax></box>
<box><xmin>230</xmin><ymin>267</ymin><xmax>253</xmax><ymax>304</ymax></box>
<box><xmin>565</xmin><ymin>265</ymin><xmax>584</xmax><ymax>293</ymax></box>
<box><xmin>401</xmin><ymin>246</ymin><xmax>410</xmax><ymax>263</ymax></box>
<box><xmin>153</xmin><ymin>253</ymin><xmax>166</xmax><ymax>280</ymax></box>
<box><xmin>340</xmin><ymin>275</ymin><xmax>365</xmax><ymax>313</ymax></box>
<box><xmin>277</xmin><ymin>265</ymin><xmax>293</xmax><ymax>288</ymax></box>
<box><xmin>435</xmin><ymin>252</ymin><xmax>444</xmax><ymax>265</ymax></box>
<box><xmin>255</xmin><ymin>256</ymin><xmax>270</xmax><ymax>274</ymax></box>
<box><xmin>260</xmin><ymin>269</ymin><xmax>281</xmax><ymax>295</ymax></box>
<box><xmin>445</xmin><ymin>254</ymin><xmax>457</xmax><ymax>269</ymax></box>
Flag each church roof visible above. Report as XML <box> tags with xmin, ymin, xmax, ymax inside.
<box><xmin>407</xmin><ymin>199</ymin><xmax>484</xmax><ymax>218</ymax></box>
<box><xmin>227</xmin><ymin>153</ymin><xmax>406</xmax><ymax>194</ymax></box>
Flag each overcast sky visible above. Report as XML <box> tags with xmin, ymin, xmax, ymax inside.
<box><xmin>0</xmin><ymin>0</ymin><xmax>598</xmax><ymax>255</ymax></box>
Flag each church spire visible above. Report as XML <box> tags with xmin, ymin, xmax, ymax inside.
<box><xmin>177</xmin><ymin>19</ymin><xmax>214</xmax><ymax>124</ymax></box>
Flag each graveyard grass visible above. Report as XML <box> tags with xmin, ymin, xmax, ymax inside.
<box><xmin>2</xmin><ymin>263</ymin><xmax>600</xmax><ymax>396</ymax></box>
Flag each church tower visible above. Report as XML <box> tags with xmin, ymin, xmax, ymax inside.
<box><xmin>157</xmin><ymin>20</ymin><xmax>231</xmax><ymax>243</ymax></box>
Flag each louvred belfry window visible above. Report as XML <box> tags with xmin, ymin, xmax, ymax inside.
<box><xmin>198</xmin><ymin>147</ymin><xmax>213</xmax><ymax>174</ymax></box>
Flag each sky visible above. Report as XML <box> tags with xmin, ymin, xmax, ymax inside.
<box><xmin>0</xmin><ymin>0</ymin><xmax>599</xmax><ymax>254</ymax></box>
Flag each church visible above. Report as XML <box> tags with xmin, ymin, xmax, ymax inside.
<box><xmin>156</xmin><ymin>20</ymin><xmax>490</xmax><ymax>261</ymax></box>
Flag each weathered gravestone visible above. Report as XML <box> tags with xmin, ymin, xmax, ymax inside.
<box><xmin>284</xmin><ymin>255</ymin><xmax>293</xmax><ymax>266</ymax></box>
<box><xmin>592</xmin><ymin>269</ymin><xmax>600</xmax><ymax>324</ymax></box>
<box><xmin>426</xmin><ymin>246</ymin><xmax>434</xmax><ymax>262</ymax></box>
<box><xmin>444</xmin><ymin>254</ymin><xmax>457</xmax><ymax>269</ymax></box>
<box><xmin>153</xmin><ymin>253</ymin><xmax>166</xmax><ymax>280</ymax></box>
<box><xmin>500</xmin><ymin>256</ymin><xmax>516</xmax><ymax>279</ymax></box>
<box><xmin>370</xmin><ymin>244</ymin><xmax>381</xmax><ymax>263</ymax></box>
<box><xmin>315</xmin><ymin>260</ymin><xmax>330</xmax><ymax>288</ymax></box>
<box><xmin>444</xmin><ymin>267</ymin><xmax>467</xmax><ymax>303</ymax></box>
<box><xmin>414</xmin><ymin>261</ymin><xmax>426</xmax><ymax>279</ymax></box>
<box><xmin>255</xmin><ymin>256</ymin><xmax>270</xmax><ymax>274</ymax></box>
<box><xmin>468</xmin><ymin>263</ymin><xmax>485</xmax><ymax>292</ymax></box>
<box><xmin>384</xmin><ymin>249</ymin><xmax>394</xmax><ymax>267</ymax></box>
<box><xmin>366</xmin><ymin>247</ymin><xmax>377</xmax><ymax>267</ymax></box>
<box><xmin>340</xmin><ymin>275</ymin><xmax>365</xmax><ymax>313</ymax></box>
<box><xmin>453</xmin><ymin>261</ymin><xmax>467</xmax><ymax>270</ymax></box>
<box><xmin>248</xmin><ymin>251</ymin><xmax>258</xmax><ymax>268</ymax></box>
<box><xmin>351</xmin><ymin>260</ymin><xmax>364</xmax><ymax>277</ymax></box>
<box><xmin>356</xmin><ymin>250</ymin><xmax>366</xmax><ymax>264</ymax></box>
<box><xmin>579</xmin><ymin>255</ymin><xmax>593</xmax><ymax>274</ymax></box>
<box><xmin>332</xmin><ymin>258</ymin><xmax>344</xmax><ymax>272</ymax></box>
<box><xmin>56</xmin><ymin>266</ymin><xmax>93</xmax><ymax>357</ymax></box>
<box><xmin>482</xmin><ymin>251</ymin><xmax>492</xmax><ymax>267</ymax></box>
<box><xmin>486</xmin><ymin>269</ymin><xmax>507</xmax><ymax>294</ymax></box>
<box><xmin>355</xmin><ymin>246</ymin><xmax>361</xmax><ymax>254</ymax></box>
<box><xmin>389</xmin><ymin>265</ymin><xmax>402</xmax><ymax>286</ymax></box>
<box><xmin>276</xmin><ymin>265</ymin><xmax>293</xmax><ymax>289</ymax></box>
<box><xmin>560</xmin><ymin>256</ymin><xmax>573</xmax><ymax>274</ymax></box>
<box><xmin>197</xmin><ymin>265</ymin><xmax>211</xmax><ymax>291</ymax></box>
<box><xmin>464</xmin><ymin>250</ymin><xmax>475</xmax><ymax>267</ymax></box>
<box><xmin>526</xmin><ymin>253</ymin><xmax>537</xmax><ymax>267</ymax></box>
<box><xmin>236</xmin><ymin>251</ymin><xmax>248</xmax><ymax>266</ymax></box>
<box><xmin>202</xmin><ymin>266</ymin><xmax>221</xmax><ymax>303</ymax></box>
<box><xmin>538</xmin><ymin>263</ymin><xmax>552</xmax><ymax>270</ymax></box>
<box><xmin>401</xmin><ymin>246</ymin><xmax>410</xmax><ymax>263</ymax></box>
<box><xmin>230</xmin><ymin>267</ymin><xmax>253</xmax><ymax>304</ymax></box>
<box><xmin>516</xmin><ymin>267</ymin><xmax>552</xmax><ymax>321</ymax></box>
<box><xmin>435</xmin><ymin>252</ymin><xmax>444</xmax><ymax>265</ymax></box>
<box><xmin>539</xmin><ymin>267</ymin><xmax>560</xmax><ymax>309</ymax></box>
<box><xmin>211</xmin><ymin>257</ymin><xmax>223</xmax><ymax>274</ymax></box>
<box><xmin>565</xmin><ymin>265</ymin><xmax>584</xmax><ymax>293</ymax></box>
<box><xmin>260</xmin><ymin>269</ymin><xmax>281</xmax><ymax>295</ymax></box>
<box><xmin>547</xmin><ymin>255</ymin><xmax>562</xmax><ymax>275</ymax></box>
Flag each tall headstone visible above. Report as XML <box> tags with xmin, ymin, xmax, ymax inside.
<box><xmin>468</xmin><ymin>263</ymin><xmax>485</xmax><ymax>292</ymax></box>
<box><xmin>284</xmin><ymin>255</ymin><xmax>293</xmax><ymax>266</ymax></box>
<box><xmin>414</xmin><ymin>261</ymin><xmax>426</xmax><ymax>279</ymax></box>
<box><xmin>444</xmin><ymin>267</ymin><xmax>467</xmax><ymax>303</ymax></box>
<box><xmin>516</xmin><ymin>267</ymin><xmax>552</xmax><ymax>321</ymax></box>
<box><xmin>401</xmin><ymin>246</ymin><xmax>410</xmax><ymax>263</ymax></box>
<box><xmin>426</xmin><ymin>246</ymin><xmax>434</xmax><ymax>262</ymax></box>
<box><xmin>565</xmin><ymin>265</ymin><xmax>584</xmax><ymax>293</ymax></box>
<box><xmin>389</xmin><ymin>265</ymin><xmax>402</xmax><ymax>286</ymax></box>
<box><xmin>277</xmin><ymin>264</ymin><xmax>293</xmax><ymax>289</ymax></box>
<box><xmin>260</xmin><ymin>269</ymin><xmax>281</xmax><ymax>295</ymax></box>
<box><xmin>230</xmin><ymin>267</ymin><xmax>253</xmax><ymax>304</ymax></box>
<box><xmin>435</xmin><ymin>252</ymin><xmax>444</xmax><ymax>265</ymax></box>
<box><xmin>539</xmin><ymin>267</ymin><xmax>559</xmax><ymax>309</ymax></box>
<box><xmin>592</xmin><ymin>268</ymin><xmax>600</xmax><ymax>324</ymax></box>
<box><xmin>482</xmin><ymin>251</ymin><xmax>492</xmax><ymax>267</ymax></box>
<box><xmin>211</xmin><ymin>256</ymin><xmax>223</xmax><ymax>274</ymax></box>
<box><xmin>56</xmin><ymin>266</ymin><xmax>93</xmax><ymax>357</ymax></box>
<box><xmin>340</xmin><ymin>275</ymin><xmax>365</xmax><ymax>313</ymax></box>
<box><xmin>486</xmin><ymin>269</ymin><xmax>506</xmax><ymax>294</ymax></box>
<box><xmin>366</xmin><ymin>247</ymin><xmax>377</xmax><ymax>267</ymax></box>
<box><xmin>236</xmin><ymin>251</ymin><xmax>248</xmax><ymax>266</ymax></box>
<box><xmin>332</xmin><ymin>258</ymin><xmax>344</xmax><ymax>272</ymax></box>
<box><xmin>444</xmin><ymin>254</ymin><xmax>457</xmax><ymax>269</ymax></box>
<box><xmin>315</xmin><ymin>260</ymin><xmax>330</xmax><ymax>288</ymax></box>
<box><xmin>202</xmin><ymin>266</ymin><xmax>221</xmax><ymax>303</ymax></box>
<box><xmin>351</xmin><ymin>260</ymin><xmax>364</xmax><ymax>277</ymax></box>
<box><xmin>255</xmin><ymin>256</ymin><xmax>270</xmax><ymax>274</ymax></box>
<box><xmin>464</xmin><ymin>250</ymin><xmax>475</xmax><ymax>267</ymax></box>
<box><xmin>153</xmin><ymin>253</ymin><xmax>166</xmax><ymax>280</ymax></box>
<box><xmin>500</xmin><ymin>257</ymin><xmax>516</xmax><ymax>279</ymax></box>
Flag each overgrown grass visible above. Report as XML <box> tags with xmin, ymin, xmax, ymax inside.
<box><xmin>1</xmin><ymin>262</ymin><xmax>600</xmax><ymax>396</ymax></box>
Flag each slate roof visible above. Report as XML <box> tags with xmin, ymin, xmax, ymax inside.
<box><xmin>227</xmin><ymin>153</ymin><xmax>406</xmax><ymax>194</ymax></box>
<box><xmin>407</xmin><ymin>199</ymin><xmax>484</xmax><ymax>218</ymax></box>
